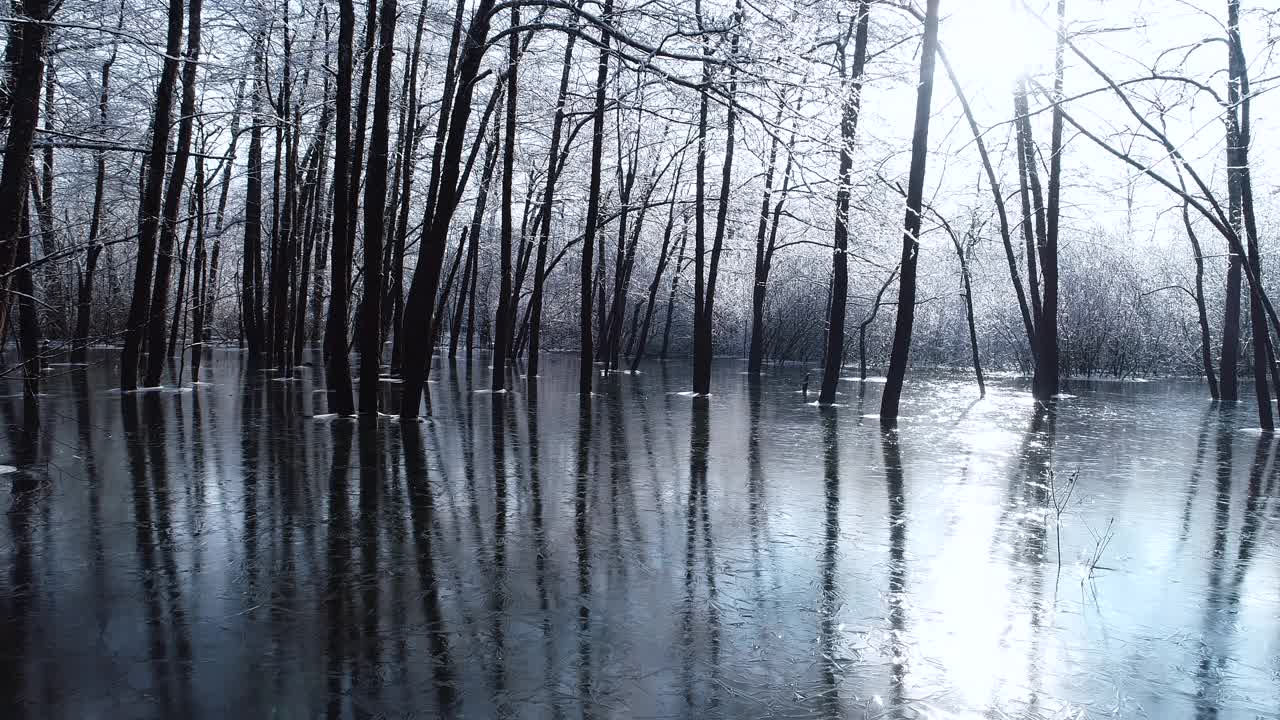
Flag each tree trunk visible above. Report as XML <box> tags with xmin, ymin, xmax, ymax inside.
<box><xmin>527</xmin><ymin>4</ymin><xmax>582</xmax><ymax>381</ymax></box>
<box><xmin>465</xmin><ymin>228</ymin><xmax>480</xmax><ymax>360</ymax></box>
<box><xmin>241</xmin><ymin>40</ymin><xmax>267</xmax><ymax>368</ymax></box>
<box><xmin>291</xmin><ymin>88</ymin><xmax>331</xmax><ymax>368</ymax></box>
<box><xmin>345</xmin><ymin>0</ymin><xmax>381</xmax><ymax>257</ymax></box>
<box><xmin>575</xmin><ymin>0</ymin><xmax>615</xmax><ymax>396</ymax></box>
<box><xmin>356</xmin><ymin>0</ymin><xmax>396</xmax><ymax>416</ymax></box>
<box><xmin>631</xmin><ymin>162</ymin><xmax>686</xmax><ymax>372</ymax></box>
<box><xmin>398</xmin><ymin>0</ymin><xmax>500</xmax><ymax>419</ymax></box>
<box><xmin>271</xmin><ymin>16</ymin><xmax>300</xmax><ymax>374</ymax></box>
<box><xmin>190</xmin><ymin>158</ymin><xmax>207</xmax><ymax>383</ymax></box>
<box><xmin>119</xmin><ymin>0</ymin><xmax>182</xmax><ymax>390</ymax></box>
<box><xmin>203</xmin><ymin>236</ymin><xmax>220</xmax><ymax>350</ymax></box>
<box><xmin>748</xmin><ymin>104</ymin><xmax>785</xmax><ymax>376</ymax></box>
<box><xmin>167</xmin><ymin>191</ymin><xmax>196</xmax><ymax>359</ymax></box>
<box><xmin>73</xmin><ymin>42</ymin><xmax>114</xmax><ymax>363</ymax></box>
<box><xmin>623</xmin><ymin>301</ymin><xmax>643</xmax><ymax>359</ymax></box>
<box><xmin>946</xmin><ymin>219</ymin><xmax>985</xmax><ymax>396</ymax></box>
<box><xmin>1013</xmin><ymin>78</ymin><xmax>1045</xmax><ymax>334</ymax></box>
<box><xmin>880</xmin><ymin>0</ymin><xmax>941</xmax><ymax>425</ymax></box>
<box><xmin>819</xmin><ymin>2</ymin><xmax>870</xmax><ymax>405</ymax></box>
<box><xmin>144</xmin><ymin>0</ymin><xmax>202</xmax><ymax>387</ymax></box>
<box><xmin>325</xmin><ymin>0</ymin><xmax>358</xmax><ymax>416</ymax></box>
<box><xmin>17</xmin><ymin>197</ymin><xmax>41</xmax><ymax>410</ymax></box>
<box><xmin>605</xmin><ymin>125</ymin><xmax>670</xmax><ymax>369</ymax></box>
<box><xmin>450</xmin><ymin>227</ymin><xmax>477</xmax><ymax>359</ymax></box>
<box><xmin>692</xmin><ymin>0</ymin><xmax>741</xmax><ymax>396</ymax></box>
<box><xmin>660</xmin><ymin>220</ymin><xmax>689</xmax><ymax>360</ymax></box>
<box><xmin>491</xmin><ymin>5</ymin><xmax>520</xmax><ymax>391</ymax></box>
<box><xmin>215</xmin><ymin>78</ymin><xmax>247</xmax><ymax>232</ymax></box>
<box><xmin>35</xmin><ymin>57</ymin><xmax>64</xmax><ymax>338</ymax></box>
<box><xmin>431</xmin><ymin>232</ymin><xmax>467</xmax><ymax>351</ymax></box>
<box><xmin>1221</xmin><ymin>0</ymin><xmax>1244</xmax><ymax>405</ymax></box>
<box><xmin>386</xmin><ymin>0</ymin><xmax>430</xmax><ymax>374</ymax></box>
<box><xmin>1032</xmin><ymin>0</ymin><xmax>1065</xmax><ymax>402</ymax></box>
<box><xmin>1227</xmin><ymin>0</ymin><xmax>1271</xmax><ymax>429</ymax></box>
<box><xmin>310</xmin><ymin>185</ymin><xmax>333</xmax><ymax>347</ymax></box>
<box><xmin>601</xmin><ymin>115</ymin><xmax>641</xmax><ymax>367</ymax></box>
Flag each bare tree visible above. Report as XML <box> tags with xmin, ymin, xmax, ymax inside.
<box><xmin>819</xmin><ymin>1</ymin><xmax>870</xmax><ymax>405</ymax></box>
<box><xmin>881</xmin><ymin>0</ymin><xmax>941</xmax><ymax>425</ymax></box>
<box><xmin>119</xmin><ymin>0</ymin><xmax>184</xmax><ymax>390</ymax></box>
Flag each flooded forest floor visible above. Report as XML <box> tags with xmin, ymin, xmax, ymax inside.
<box><xmin>1</xmin><ymin>349</ymin><xmax>1278</xmax><ymax>719</ymax></box>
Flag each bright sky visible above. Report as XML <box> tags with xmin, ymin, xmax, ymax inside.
<box><xmin>866</xmin><ymin>0</ymin><xmax>1279</xmax><ymax>252</ymax></box>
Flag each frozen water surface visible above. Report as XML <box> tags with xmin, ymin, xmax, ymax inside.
<box><xmin>1</xmin><ymin>349</ymin><xmax>1277</xmax><ymax>719</ymax></box>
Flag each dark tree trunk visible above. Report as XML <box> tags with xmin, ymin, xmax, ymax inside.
<box><xmin>601</xmin><ymin>118</ymin><xmax>641</xmax><ymax>367</ymax></box>
<box><xmin>17</xmin><ymin>198</ymin><xmax>41</xmax><ymax>409</ymax></box>
<box><xmin>269</xmin><ymin>16</ymin><xmax>300</xmax><ymax>374</ymax></box>
<box><xmin>398</xmin><ymin>0</ymin><xmax>500</xmax><ymax>419</ymax></box>
<box><xmin>34</xmin><ymin>58</ymin><xmax>63</xmax><ymax>337</ymax></box>
<box><xmin>203</xmin><ymin>239</ymin><xmax>219</xmax><ymax>349</ymax></box>
<box><xmin>1227</xmin><ymin>0</ymin><xmax>1271</xmax><ymax>429</ymax></box>
<box><xmin>527</xmin><ymin>4</ymin><xmax>582</xmax><ymax>381</ymax></box>
<box><xmin>465</xmin><ymin>228</ymin><xmax>479</xmax><ymax>360</ymax></box>
<box><xmin>1220</xmin><ymin>0</ymin><xmax>1244</xmax><ymax>405</ymax></box>
<box><xmin>242</xmin><ymin>42</ymin><xmax>267</xmax><ymax>368</ymax></box>
<box><xmin>576</xmin><ymin>0</ymin><xmax>615</xmax><ymax>396</ymax></box>
<box><xmin>819</xmin><ymin>2</ymin><xmax>870</xmax><ymax>405</ymax></box>
<box><xmin>73</xmin><ymin>43</ymin><xmax>114</xmax><ymax>363</ymax></box>
<box><xmin>356</xmin><ymin>0</ymin><xmax>396</xmax><ymax>417</ymax></box>
<box><xmin>1221</xmin><ymin>220</ymin><xmax>1242</xmax><ymax>401</ymax></box>
<box><xmin>945</xmin><ymin>219</ymin><xmax>984</xmax><ymax>396</ymax></box>
<box><xmin>325</xmin><ymin>0</ymin><xmax>358</xmax><ymax>416</ymax></box>
<box><xmin>311</xmin><ymin>186</ymin><xmax>333</xmax><ymax>347</ymax></box>
<box><xmin>215</xmin><ymin>79</ymin><xmax>247</xmax><ymax>232</ymax></box>
<box><xmin>1013</xmin><ymin>78</ymin><xmax>1045</xmax><ymax>334</ymax></box>
<box><xmin>450</xmin><ymin>227</ymin><xmax>477</xmax><ymax>359</ymax></box>
<box><xmin>119</xmin><ymin>0</ymin><xmax>183</xmax><ymax>390</ymax></box>
<box><xmin>386</xmin><ymin>0</ymin><xmax>429</xmax><ymax>374</ymax></box>
<box><xmin>167</xmin><ymin>192</ymin><xmax>196</xmax><ymax>359</ymax></box>
<box><xmin>692</xmin><ymin>39</ymin><xmax>709</xmax><ymax>387</ymax></box>
<box><xmin>692</xmin><ymin>0</ymin><xmax>741</xmax><ymax>396</ymax></box>
<box><xmin>623</xmin><ymin>301</ymin><xmax>643</xmax><ymax>359</ymax></box>
<box><xmin>190</xmin><ymin>158</ymin><xmax>207</xmax><ymax>383</ymax></box>
<box><xmin>1172</xmin><ymin>169</ymin><xmax>1217</xmax><ymax>399</ymax></box>
<box><xmin>417</xmin><ymin>0</ymin><xmax>467</xmax><ymax>243</ymax></box>
<box><xmin>1032</xmin><ymin>0</ymin><xmax>1065</xmax><ymax>402</ymax></box>
<box><xmin>748</xmin><ymin>104</ymin><xmax>785</xmax><ymax>376</ymax></box>
<box><xmin>431</xmin><ymin>232</ymin><xmax>467</xmax><ymax>351</ymax></box>
<box><xmin>880</xmin><ymin>0</ymin><xmax>940</xmax><ymax>425</ymax></box>
<box><xmin>346</xmin><ymin>0</ymin><xmax>380</xmax><ymax>256</ymax></box>
<box><xmin>660</xmin><ymin>220</ymin><xmax>689</xmax><ymax>360</ymax></box>
<box><xmin>631</xmin><ymin>162</ymin><xmax>686</xmax><ymax>372</ymax></box>
<box><xmin>293</xmin><ymin>99</ymin><xmax>330</xmax><ymax>367</ymax></box>
<box><xmin>145</xmin><ymin>0</ymin><xmax>202</xmax><ymax>387</ymax></box>
<box><xmin>491</xmin><ymin>5</ymin><xmax>519</xmax><ymax>391</ymax></box>
<box><xmin>462</xmin><ymin>114</ymin><xmax>503</xmax><ymax>353</ymax></box>
<box><xmin>265</xmin><ymin>72</ymin><xmax>284</xmax><ymax>367</ymax></box>
<box><xmin>605</xmin><ymin>127</ymin><xmax>670</xmax><ymax>370</ymax></box>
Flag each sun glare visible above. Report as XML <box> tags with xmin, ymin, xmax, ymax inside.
<box><xmin>940</xmin><ymin>1</ymin><xmax>1051</xmax><ymax>92</ymax></box>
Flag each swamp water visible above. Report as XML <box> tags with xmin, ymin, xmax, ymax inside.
<box><xmin>1</xmin><ymin>350</ymin><xmax>1277</xmax><ymax>718</ymax></box>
